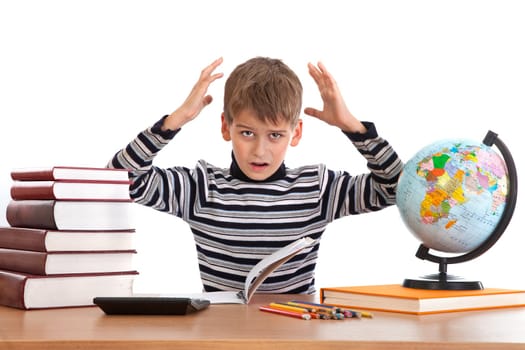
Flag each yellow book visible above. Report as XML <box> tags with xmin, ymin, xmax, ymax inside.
<box><xmin>320</xmin><ymin>284</ymin><xmax>525</xmax><ymax>315</ymax></box>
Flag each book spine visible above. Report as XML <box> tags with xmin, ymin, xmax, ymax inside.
<box><xmin>10</xmin><ymin>181</ymin><xmax>132</xmax><ymax>201</ymax></box>
<box><xmin>0</xmin><ymin>248</ymin><xmax>137</xmax><ymax>275</ymax></box>
<box><xmin>0</xmin><ymin>227</ymin><xmax>47</xmax><ymax>251</ymax></box>
<box><xmin>0</xmin><ymin>270</ymin><xmax>27</xmax><ymax>309</ymax></box>
<box><xmin>10</xmin><ymin>169</ymin><xmax>55</xmax><ymax>181</ymax></box>
<box><xmin>0</xmin><ymin>270</ymin><xmax>139</xmax><ymax>310</ymax></box>
<box><xmin>10</xmin><ymin>182</ymin><xmax>56</xmax><ymax>200</ymax></box>
<box><xmin>11</xmin><ymin>167</ymin><xmax>131</xmax><ymax>182</ymax></box>
<box><xmin>0</xmin><ymin>248</ymin><xmax>47</xmax><ymax>275</ymax></box>
<box><xmin>0</xmin><ymin>227</ymin><xmax>137</xmax><ymax>252</ymax></box>
<box><xmin>6</xmin><ymin>200</ymin><xmax>58</xmax><ymax>230</ymax></box>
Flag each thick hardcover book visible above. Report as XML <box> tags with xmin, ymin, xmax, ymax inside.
<box><xmin>158</xmin><ymin>237</ymin><xmax>316</xmax><ymax>304</ymax></box>
<box><xmin>10</xmin><ymin>180</ymin><xmax>131</xmax><ymax>201</ymax></box>
<box><xmin>320</xmin><ymin>284</ymin><xmax>525</xmax><ymax>315</ymax></box>
<box><xmin>0</xmin><ymin>227</ymin><xmax>135</xmax><ymax>252</ymax></box>
<box><xmin>0</xmin><ymin>269</ymin><xmax>137</xmax><ymax>309</ymax></box>
<box><xmin>11</xmin><ymin>166</ymin><xmax>130</xmax><ymax>182</ymax></box>
<box><xmin>6</xmin><ymin>200</ymin><xmax>134</xmax><ymax>230</ymax></box>
<box><xmin>0</xmin><ymin>248</ymin><xmax>136</xmax><ymax>275</ymax></box>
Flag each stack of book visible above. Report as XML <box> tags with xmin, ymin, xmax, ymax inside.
<box><xmin>0</xmin><ymin>166</ymin><xmax>138</xmax><ymax>310</ymax></box>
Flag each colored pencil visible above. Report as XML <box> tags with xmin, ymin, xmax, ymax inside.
<box><xmin>291</xmin><ymin>300</ymin><xmax>373</xmax><ymax>318</ymax></box>
<box><xmin>259</xmin><ymin>305</ymin><xmax>311</xmax><ymax>320</ymax></box>
<box><xmin>269</xmin><ymin>303</ymin><xmax>321</xmax><ymax>319</ymax></box>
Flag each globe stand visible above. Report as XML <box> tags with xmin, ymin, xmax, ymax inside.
<box><xmin>403</xmin><ymin>245</ymin><xmax>484</xmax><ymax>290</ymax></box>
<box><xmin>403</xmin><ymin>130</ymin><xmax>518</xmax><ymax>290</ymax></box>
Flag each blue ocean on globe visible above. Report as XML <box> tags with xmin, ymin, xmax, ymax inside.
<box><xmin>396</xmin><ymin>139</ymin><xmax>508</xmax><ymax>253</ymax></box>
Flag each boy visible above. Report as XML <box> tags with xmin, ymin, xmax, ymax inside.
<box><xmin>108</xmin><ymin>57</ymin><xmax>403</xmax><ymax>294</ymax></box>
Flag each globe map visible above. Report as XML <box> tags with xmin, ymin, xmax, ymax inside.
<box><xmin>396</xmin><ymin>139</ymin><xmax>509</xmax><ymax>254</ymax></box>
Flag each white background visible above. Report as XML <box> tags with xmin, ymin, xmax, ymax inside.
<box><xmin>1</xmin><ymin>0</ymin><xmax>524</xmax><ymax>294</ymax></box>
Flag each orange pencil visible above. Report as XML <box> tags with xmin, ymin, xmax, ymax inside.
<box><xmin>259</xmin><ymin>305</ymin><xmax>311</xmax><ymax>320</ymax></box>
<box><xmin>269</xmin><ymin>303</ymin><xmax>321</xmax><ymax>319</ymax></box>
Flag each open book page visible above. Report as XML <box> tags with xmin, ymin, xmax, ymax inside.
<box><xmin>157</xmin><ymin>237</ymin><xmax>316</xmax><ymax>304</ymax></box>
<box><xmin>240</xmin><ymin>237</ymin><xmax>315</xmax><ymax>303</ymax></box>
<box><xmin>158</xmin><ymin>291</ymin><xmax>244</xmax><ymax>304</ymax></box>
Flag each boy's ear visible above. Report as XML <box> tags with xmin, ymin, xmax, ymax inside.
<box><xmin>221</xmin><ymin>113</ymin><xmax>231</xmax><ymax>141</ymax></box>
<box><xmin>290</xmin><ymin>119</ymin><xmax>303</xmax><ymax>147</ymax></box>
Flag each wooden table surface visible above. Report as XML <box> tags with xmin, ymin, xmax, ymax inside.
<box><xmin>1</xmin><ymin>294</ymin><xmax>524</xmax><ymax>350</ymax></box>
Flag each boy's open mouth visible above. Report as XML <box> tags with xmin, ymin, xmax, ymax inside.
<box><xmin>250</xmin><ymin>162</ymin><xmax>269</xmax><ymax>170</ymax></box>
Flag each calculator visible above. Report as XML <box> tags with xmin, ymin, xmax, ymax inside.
<box><xmin>93</xmin><ymin>296</ymin><xmax>210</xmax><ymax>315</ymax></box>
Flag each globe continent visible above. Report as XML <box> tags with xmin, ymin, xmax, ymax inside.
<box><xmin>396</xmin><ymin>139</ymin><xmax>508</xmax><ymax>253</ymax></box>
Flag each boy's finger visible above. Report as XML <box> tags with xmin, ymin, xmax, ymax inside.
<box><xmin>304</xmin><ymin>107</ymin><xmax>321</xmax><ymax>119</ymax></box>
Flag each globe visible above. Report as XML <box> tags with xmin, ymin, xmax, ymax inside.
<box><xmin>396</xmin><ymin>131</ymin><xmax>518</xmax><ymax>290</ymax></box>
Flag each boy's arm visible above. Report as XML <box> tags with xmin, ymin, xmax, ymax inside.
<box><xmin>106</xmin><ymin>58</ymin><xmax>224</xmax><ymax>213</ymax></box>
<box><xmin>319</xmin><ymin>122</ymin><xmax>403</xmax><ymax>220</ymax></box>
<box><xmin>107</xmin><ymin>117</ymin><xmax>182</xmax><ymax>213</ymax></box>
<box><xmin>108</xmin><ymin>56</ymin><xmax>223</xmax><ymax>172</ymax></box>
<box><xmin>305</xmin><ymin>61</ymin><xmax>403</xmax><ymax>217</ymax></box>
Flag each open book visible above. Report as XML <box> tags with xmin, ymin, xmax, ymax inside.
<box><xmin>162</xmin><ymin>237</ymin><xmax>316</xmax><ymax>304</ymax></box>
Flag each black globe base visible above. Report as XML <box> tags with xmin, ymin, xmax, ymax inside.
<box><xmin>403</xmin><ymin>273</ymin><xmax>483</xmax><ymax>290</ymax></box>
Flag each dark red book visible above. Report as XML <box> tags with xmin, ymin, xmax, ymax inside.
<box><xmin>10</xmin><ymin>166</ymin><xmax>130</xmax><ymax>182</ymax></box>
<box><xmin>6</xmin><ymin>200</ymin><xmax>134</xmax><ymax>230</ymax></box>
<box><xmin>0</xmin><ymin>227</ymin><xmax>135</xmax><ymax>252</ymax></box>
<box><xmin>0</xmin><ymin>248</ymin><xmax>136</xmax><ymax>275</ymax></box>
<box><xmin>0</xmin><ymin>269</ymin><xmax>137</xmax><ymax>309</ymax></box>
<box><xmin>10</xmin><ymin>180</ymin><xmax>131</xmax><ymax>201</ymax></box>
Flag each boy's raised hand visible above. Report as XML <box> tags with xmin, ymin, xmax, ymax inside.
<box><xmin>163</xmin><ymin>57</ymin><xmax>224</xmax><ymax>131</ymax></box>
<box><xmin>304</xmin><ymin>62</ymin><xmax>366</xmax><ymax>134</ymax></box>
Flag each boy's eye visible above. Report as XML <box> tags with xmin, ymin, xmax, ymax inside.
<box><xmin>269</xmin><ymin>132</ymin><xmax>283</xmax><ymax>140</ymax></box>
<box><xmin>241</xmin><ymin>130</ymin><xmax>254</xmax><ymax>137</ymax></box>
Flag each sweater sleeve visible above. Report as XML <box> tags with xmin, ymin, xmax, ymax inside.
<box><xmin>107</xmin><ymin>116</ymin><xmax>189</xmax><ymax>216</ymax></box>
<box><xmin>323</xmin><ymin>121</ymin><xmax>404</xmax><ymax>220</ymax></box>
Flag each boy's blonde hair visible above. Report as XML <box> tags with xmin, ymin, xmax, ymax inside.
<box><xmin>223</xmin><ymin>57</ymin><xmax>303</xmax><ymax>127</ymax></box>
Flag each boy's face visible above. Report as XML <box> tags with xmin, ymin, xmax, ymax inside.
<box><xmin>221</xmin><ymin>109</ymin><xmax>302</xmax><ymax>181</ymax></box>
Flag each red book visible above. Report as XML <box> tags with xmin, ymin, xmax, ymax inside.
<box><xmin>0</xmin><ymin>269</ymin><xmax>137</xmax><ymax>309</ymax></box>
<box><xmin>11</xmin><ymin>166</ymin><xmax>130</xmax><ymax>182</ymax></box>
<box><xmin>0</xmin><ymin>248</ymin><xmax>136</xmax><ymax>275</ymax></box>
<box><xmin>10</xmin><ymin>180</ymin><xmax>131</xmax><ymax>201</ymax></box>
<box><xmin>0</xmin><ymin>227</ymin><xmax>135</xmax><ymax>252</ymax></box>
<box><xmin>6</xmin><ymin>200</ymin><xmax>134</xmax><ymax>231</ymax></box>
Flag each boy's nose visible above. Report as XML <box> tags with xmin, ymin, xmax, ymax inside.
<box><xmin>253</xmin><ymin>138</ymin><xmax>267</xmax><ymax>157</ymax></box>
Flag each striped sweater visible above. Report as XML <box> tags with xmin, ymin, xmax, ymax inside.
<box><xmin>108</xmin><ymin>117</ymin><xmax>403</xmax><ymax>294</ymax></box>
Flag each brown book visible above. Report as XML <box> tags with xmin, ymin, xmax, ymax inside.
<box><xmin>6</xmin><ymin>200</ymin><xmax>134</xmax><ymax>230</ymax></box>
<box><xmin>0</xmin><ymin>227</ymin><xmax>135</xmax><ymax>252</ymax></box>
<box><xmin>0</xmin><ymin>269</ymin><xmax>137</xmax><ymax>309</ymax></box>
<box><xmin>320</xmin><ymin>284</ymin><xmax>525</xmax><ymax>315</ymax></box>
<box><xmin>10</xmin><ymin>180</ymin><xmax>131</xmax><ymax>201</ymax></box>
<box><xmin>0</xmin><ymin>248</ymin><xmax>136</xmax><ymax>275</ymax></box>
<box><xmin>11</xmin><ymin>166</ymin><xmax>130</xmax><ymax>182</ymax></box>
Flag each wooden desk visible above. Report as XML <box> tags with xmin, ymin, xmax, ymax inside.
<box><xmin>1</xmin><ymin>294</ymin><xmax>524</xmax><ymax>350</ymax></box>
